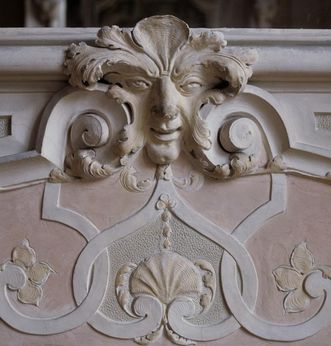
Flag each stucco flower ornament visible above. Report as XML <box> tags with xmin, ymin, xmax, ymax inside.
<box><xmin>273</xmin><ymin>242</ymin><xmax>331</xmax><ymax>313</ymax></box>
<box><xmin>9</xmin><ymin>239</ymin><xmax>54</xmax><ymax>306</ymax></box>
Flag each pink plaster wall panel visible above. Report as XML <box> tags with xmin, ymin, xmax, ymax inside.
<box><xmin>1</xmin><ymin>16</ymin><xmax>331</xmax><ymax>346</ymax></box>
<box><xmin>60</xmin><ymin>153</ymin><xmax>271</xmax><ymax>234</ymax></box>
<box><xmin>0</xmin><ymin>183</ymin><xmax>85</xmax><ymax>316</ymax></box>
<box><xmin>0</xmin><ymin>175</ymin><xmax>331</xmax><ymax>345</ymax></box>
<box><xmin>247</xmin><ymin>176</ymin><xmax>331</xmax><ymax>326</ymax></box>
<box><xmin>178</xmin><ymin>174</ymin><xmax>271</xmax><ymax>232</ymax></box>
<box><xmin>0</xmin><ymin>315</ymin><xmax>330</xmax><ymax>346</ymax></box>
<box><xmin>60</xmin><ymin>152</ymin><xmax>156</xmax><ymax>230</ymax></box>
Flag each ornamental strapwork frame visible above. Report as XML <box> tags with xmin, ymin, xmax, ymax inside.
<box><xmin>0</xmin><ymin>14</ymin><xmax>331</xmax><ymax>346</ymax></box>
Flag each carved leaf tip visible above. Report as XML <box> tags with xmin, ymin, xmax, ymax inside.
<box><xmin>191</xmin><ymin>114</ymin><xmax>212</xmax><ymax>150</ymax></box>
<box><xmin>120</xmin><ymin>166</ymin><xmax>153</xmax><ymax>193</ymax></box>
<box><xmin>134</xmin><ymin>326</ymin><xmax>163</xmax><ymax>345</ymax></box>
<box><xmin>272</xmin><ymin>266</ymin><xmax>302</xmax><ymax>292</ymax></box>
<box><xmin>165</xmin><ymin>323</ymin><xmax>196</xmax><ymax>345</ymax></box>
<box><xmin>96</xmin><ymin>25</ymin><xmax>135</xmax><ymax>51</ymax></box>
<box><xmin>49</xmin><ymin>168</ymin><xmax>76</xmax><ymax>183</ymax></box>
<box><xmin>268</xmin><ymin>155</ymin><xmax>287</xmax><ymax>172</ymax></box>
<box><xmin>290</xmin><ymin>242</ymin><xmax>315</xmax><ymax>275</ymax></box>
<box><xmin>189</xmin><ymin>31</ymin><xmax>227</xmax><ymax>52</ymax></box>
<box><xmin>318</xmin><ymin>265</ymin><xmax>331</xmax><ymax>279</ymax></box>
<box><xmin>17</xmin><ymin>280</ymin><xmax>43</xmax><ymax>307</ymax></box>
<box><xmin>230</xmin><ymin>153</ymin><xmax>258</xmax><ymax>176</ymax></box>
<box><xmin>6</xmin><ymin>241</ymin><xmax>54</xmax><ymax>307</ymax></box>
<box><xmin>283</xmin><ymin>288</ymin><xmax>310</xmax><ymax>313</ymax></box>
<box><xmin>12</xmin><ymin>240</ymin><xmax>37</xmax><ymax>268</ymax></box>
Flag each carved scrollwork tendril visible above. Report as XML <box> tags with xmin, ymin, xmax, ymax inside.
<box><xmin>70</xmin><ymin>113</ymin><xmax>109</xmax><ymax>150</ymax></box>
<box><xmin>64</xmin><ymin>15</ymin><xmax>257</xmax><ymax>172</ymax></box>
<box><xmin>119</xmin><ymin>165</ymin><xmax>154</xmax><ymax>192</ymax></box>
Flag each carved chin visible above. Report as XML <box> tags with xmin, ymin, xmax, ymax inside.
<box><xmin>146</xmin><ymin>141</ymin><xmax>181</xmax><ymax>164</ymax></box>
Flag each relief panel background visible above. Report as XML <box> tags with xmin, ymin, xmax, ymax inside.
<box><xmin>1</xmin><ymin>172</ymin><xmax>331</xmax><ymax>345</ymax></box>
<box><xmin>0</xmin><ymin>18</ymin><xmax>330</xmax><ymax>346</ymax></box>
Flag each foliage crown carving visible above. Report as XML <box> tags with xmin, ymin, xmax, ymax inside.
<box><xmin>64</xmin><ymin>15</ymin><xmax>257</xmax><ymax>167</ymax></box>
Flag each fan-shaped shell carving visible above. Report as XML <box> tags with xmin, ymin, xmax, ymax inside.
<box><xmin>130</xmin><ymin>251</ymin><xmax>203</xmax><ymax>304</ymax></box>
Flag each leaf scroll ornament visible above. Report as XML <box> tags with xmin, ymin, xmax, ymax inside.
<box><xmin>273</xmin><ymin>242</ymin><xmax>331</xmax><ymax>313</ymax></box>
<box><xmin>8</xmin><ymin>239</ymin><xmax>55</xmax><ymax>306</ymax></box>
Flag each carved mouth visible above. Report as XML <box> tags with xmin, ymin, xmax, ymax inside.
<box><xmin>150</xmin><ymin>127</ymin><xmax>182</xmax><ymax>142</ymax></box>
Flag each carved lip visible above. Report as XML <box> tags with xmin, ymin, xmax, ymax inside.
<box><xmin>150</xmin><ymin>127</ymin><xmax>182</xmax><ymax>142</ymax></box>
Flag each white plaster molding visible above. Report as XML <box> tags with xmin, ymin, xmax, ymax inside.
<box><xmin>2</xmin><ymin>159</ymin><xmax>331</xmax><ymax>344</ymax></box>
<box><xmin>221</xmin><ymin>253</ymin><xmax>331</xmax><ymax>341</ymax></box>
<box><xmin>1</xmin><ymin>15</ymin><xmax>331</xmax><ymax>346</ymax></box>
<box><xmin>42</xmin><ymin>182</ymin><xmax>100</xmax><ymax>240</ymax></box>
<box><xmin>0</xmin><ymin>256</ymin><xmax>108</xmax><ymax>335</ymax></box>
<box><xmin>232</xmin><ymin>173</ymin><xmax>287</xmax><ymax>243</ymax></box>
<box><xmin>64</xmin><ymin>16</ymin><xmax>255</xmax><ymax>169</ymax></box>
<box><xmin>71</xmin><ymin>177</ymin><xmax>259</xmax><ymax>343</ymax></box>
<box><xmin>0</xmin><ymin>17</ymin><xmax>330</xmax><ymax>189</ymax></box>
<box><xmin>0</xmin><ymin>28</ymin><xmax>331</xmax><ymax>82</ymax></box>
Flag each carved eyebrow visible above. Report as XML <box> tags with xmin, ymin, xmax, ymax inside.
<box><xmin>104</xmin><ymin>62</ymin><xmax>157</xmax><ymax>79</ymax></box>
<box><xmin>172</xmin><ymin>63</ymin><xmax>213</xmax><ymax>80</ymax></box>
<box><xmin>172</xmin><ymin>65</ymin><xmax>219</xmax><ymax>86</ymax></box>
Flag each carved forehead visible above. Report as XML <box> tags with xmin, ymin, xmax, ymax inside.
<box><xmin>65</xmin><ymin>15</ymin><xmax>256</xmax><ymax>95</ymax></box>
<box><xmin>103</xmin><ymin>63</ymin><xmax>154</xmax><ymax>80</ymax></box>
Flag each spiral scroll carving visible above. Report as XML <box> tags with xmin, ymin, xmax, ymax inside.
<box><xmin>70</xmin><ymin>113</ymin><xmax>110</xmax><ymax>150</ymax></box>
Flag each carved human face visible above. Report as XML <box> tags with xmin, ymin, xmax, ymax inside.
<box><xmin>105</xmin><ymin>72</ymin><xmax>185</xmax><ymax>164</ymax></box>
<box><xmin>106</xmin><ymin>67</ymin><xmax>223</xmax><ymax>165</ymax></box>
<box><xmin>147</xmin><ymin>75</ymin><xmax>183</xmax><ymax>164</ymax></box>
<box><xmin>66</xmin><ymin>15</ymin><xmax>254</xmax><ymax>165</ymax></box>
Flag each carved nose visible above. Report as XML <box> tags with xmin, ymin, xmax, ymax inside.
<box><xmin>151</xmin><ymin>105</ymin><xmax>178</xmax><ymax>120</ymax></box>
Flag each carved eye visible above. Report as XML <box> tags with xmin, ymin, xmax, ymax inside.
<box><xmin>127</xmin><ymin>79</ymin><xmax>151</xmax><ymax>90</ymax></box>
<box><xmin>180</xmin><ymin>80</ymin><xmax>204</xmax><ymax>93</ymax></box>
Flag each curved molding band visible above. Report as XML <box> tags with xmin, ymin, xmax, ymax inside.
<box><xmin>0</xmin><ymin>13</ymin><xmax>331</xmax><ymax>346</ymax></box>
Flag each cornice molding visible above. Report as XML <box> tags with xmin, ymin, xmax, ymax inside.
<box><xmin>0</xmin><ymin>15</ymin><xmax>330</xmax><ymax>189</ymax></box>
<box><xmin>0</xmin><ymin>16</ymin><xmax>331</xmax><ymax>346</ymax></box>
<box><xmin>0</xmin><ymin>28</ymin><xmax>331</xmax><ymax>82</ymax></box>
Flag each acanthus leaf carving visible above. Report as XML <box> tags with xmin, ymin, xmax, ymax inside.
<box><xmin>115</xmin><ymin>262</ymin><xmax>137</xmax><ymax>318</ymax></box>
<box><xmin>267</xmin><ymin>155</ymin><xmax>287</xmax><ymax>172</ymax></box>
<box><xmin>61</xmin><ymin>15</ymin><xmax>258</xmax><ymax>185</ymax></box>
<box><xmin>49</xmin><ymin>167</ymin><xmax>76</xmax><ymax>183</ymax></box>
<box><xmin>164</xmin><ymin>323</ymin><xmax>195</xmax><ymax>346</ymax></box>
<box><xmin>57</xmin><ymin>14</ymin><xmax>327</xmax><ymax>185</ymax></box>
<box><xmin>172</xmin><ymin>170</ymin><xmax>204</xmax><ymax>191</ymax></box>
<box><xmin>3</xmin><ymin>11</ymin><xmax>331</xmax><ymax>346</ymax></box>
<box><xmin>134</xmin><ymin>326</ymin><xmax>164</xmax><ymax>345</ymax></box>
<box><xmin>119</xmin><ymin>165</ymin><xmax>153</xmax><ymax>193</ymax></box>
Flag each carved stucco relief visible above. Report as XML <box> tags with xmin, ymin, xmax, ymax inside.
<box><xmin>57</xmin><ymin>15</ymin><xmax>259</xmax><ymax>184</ymax></box>
<box><xmin>37</xmin><ymin>14</ymin><xmax>312</xmax><ymax>187</ymax></box>
<box><xmin>36</xmin><ymin>15</ymin><xmax>329</xmax><ymax>188</ymax></box>
<box><xmin>273</xmin><ymin>242</ymin><xmax>331</xmax><ymax>314</ymax></box>
<box><xmin>1</xmin><ymin>171</ymin><xmax>331</xmax><ymax>345</ymax></box>
<box><xmin>3</xmin><ymin>240</ymin><xmax>54</xmax><ymax>307</ymax></box>
<box><xmin>0</xmin><ymin>14</ymin><xmax>331</xmax><ymax>346</ymax></box>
